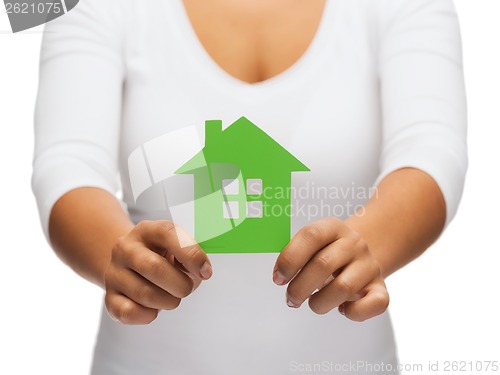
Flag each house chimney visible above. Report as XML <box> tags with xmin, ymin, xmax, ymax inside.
<box><xmin>205</xmin><ymin>120</ymin><xmax>222</xmax><ymax>147</ymax></box>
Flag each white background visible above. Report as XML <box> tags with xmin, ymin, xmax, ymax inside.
<box><xmin>0</xmin><ymin>1</ymin><xmax>499</xmax><ymax>374</ymax></box>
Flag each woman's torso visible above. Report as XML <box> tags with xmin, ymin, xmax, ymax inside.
<box><xmin>92</xmin><ymin>0</ymin><xmax>398</xmax><ymax>373</ymax></box>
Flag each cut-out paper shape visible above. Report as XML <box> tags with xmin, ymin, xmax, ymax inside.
<box><xmin>176</xmin><ymin>116</ymin><xmax>310</xmax><ymax>253</ymax></box>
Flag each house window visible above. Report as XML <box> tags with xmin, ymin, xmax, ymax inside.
<box><xmin>222</xmin><ymin>179</ymin><xmax>239</xmax><ymax>195</ymax></box>
<box><xmin>223</xmin><ymin>201</ymin><xmax>239</xmax><ymax>219</ymax></box>
<box><xmin>246</xmin><ymin>201</ymin><xmax>263</xmax><ymax>218</ymax></box>
<box><xmin>221</xmin><ymin>178</ymin><xmax>263</xmax><ymax>219</ymax></box>
<box><xmin>246</xmin><ymin>179</ymin><xmax>262</xmax><ymax>195</ymax></box>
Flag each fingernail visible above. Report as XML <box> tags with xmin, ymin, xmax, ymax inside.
<box><xmin>273</xmin><ymin>270</ymin><xmax>287</xmax><ymax>285</ymax></box>
<box><xmin>338</xmin><ymin>303</ymin><xmax>345</xmax><ymax>315</ymax></box>
<box><xmin>287</xmin><ymin>299</ymin><xmax>300</xmax><ymax>308</ymax></box>
<box><xmin>200</xmin><ymin>262</ymin><xmax>212</xmax><ymax>279</ymax></box>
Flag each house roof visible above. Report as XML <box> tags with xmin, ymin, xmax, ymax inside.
<box><xmin>175</xmin><ymin>116</ymin><xmax>310</xmax><ymax>175</ymax></box>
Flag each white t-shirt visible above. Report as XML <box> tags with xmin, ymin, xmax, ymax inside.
<box><xmin>32</xmin><ymin>0</ymin><xmax>468</xmax><ymax>374</ymax></box>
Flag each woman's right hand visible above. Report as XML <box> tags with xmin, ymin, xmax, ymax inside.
<box><xmin>104</xmin><ymin>220</ymin><xmax>212</xmax><ymax>325</ymax></box>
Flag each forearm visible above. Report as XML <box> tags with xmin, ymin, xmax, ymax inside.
<box><xmin>48</xmin><ymin>187</ymin><xmax>134</xmax><ymax>288</ymax></box>
<box><xmin>345</xmin><ymin>168</ymin><xmax>446</xmax><ymax>278</ymax></box>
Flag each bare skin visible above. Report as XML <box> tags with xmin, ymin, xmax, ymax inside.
<box><xmin>182</xmin><ymin>0</ymin><xmax>327</xmax><ymax>83</ymax></box>
<box><xmin>48</xmin><ymin>0</ymin><xmax>446</xmax><ymax>324</ymax></box>
<box><xmin>273</xmin><ymin>168</ymin><xmax>445</xmax><ymax>321</ymax></box>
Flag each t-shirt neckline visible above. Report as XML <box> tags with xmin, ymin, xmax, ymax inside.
<box><xmin>168</xmin><ymin>0</ymin><xmax>337</xmax><ymax>96</ymax></box>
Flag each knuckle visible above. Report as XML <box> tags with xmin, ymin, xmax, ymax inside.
<box><xmin>117</xmin><ymin>300</ymin><xmax>156</xmax><ymax>324</ymax></box>
<box><xmin>330</xmin><ymin>217</ymin><xmax>342</xmax><ymax>224</ymax></box>
<box><xmin>352</xmin><ymin>234</ymin><xmax>368</xmax><ymax>253</ymax></box>
<box><xmin>145</xmin><ymin>254</ymin><xmax>165</xmax><ymax>276</ymax></box>
<box><xmin>153</xmin><ymin>220</ymin><xmax>176</xmax><ymax>246</ymax></box>
<box><xmin>159</xmin><ymin>220</ymin><xmax>176</xmax><ymax>236</ymax></box>
<box><xmin>134</xmin><ymin>284</ymin><xmax>155</xmax><ymax>306</ymax></box>
<box><xmin>135</xmin><ymin>220</ymin><xmax>151</xmax><ymax>232</ymax></box>
<box><xmin>113</xmin><ymin>236</ymin><xmax>129</xmax><ymax>258</ymax></box>
<box><xmin>335</xmin><ymin>276</ymin><xmax>355</xmax><ymax>296</ymax></box>
<box><xmin>312</xmin><ymin>253</ymin><xmax>332</xmax><ymax>273</ymax></box>
<box><xmin>324</xmin><ymin>217</ymin><xmax>342</xmax><ymax>229</ymax></box>
<box><xmin>374</xmin><ymin>291</ymin><xmax>390</xmax><ymax>313</ymax></box>
<box><xmin>104</xmin><ymin>295</ymin><xmax>142</xmax><ymax>325</ymax></box>
<box><xmin>359</xmin><ymin>241</ymin><xmax>370</xmax><ymax>255</ymax></box>
<box><xmin>343</xmin><ymin>235</ymin><xmax>358</xmax><ymax>249</ymax></box>
<box><xmin>115</xmin><ymin>300</ymin><xmax>136</xmax><ymax>323</ymax></box>
<box><xmin>301</xmin><ymin>225</ymin><xmax>323</xmax><ymax>245</ymax></box>
<box><xmin>114</xmin><ymin>235</ymin><xmax>128</xmax><ymax>250</ymax></box>
<box><xmin>185</xmin><ymin>243</ymin><xmax>203</xmax><ymax>262</ymax></box>
<box><xmin>349</xmin><ymin>229</ymin><xmax>363</xmax><ymax>242</ymax></box>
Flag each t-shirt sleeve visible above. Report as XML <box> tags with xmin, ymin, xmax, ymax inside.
<box><xmin>31</xmin><ymin>0</ymin><xmax>125</xmax><ymax>241</ymax></box>
<box><xmin>375</xmin><ymin>0</ymin><xmax>468</xmax><ymax>227</ymax></box>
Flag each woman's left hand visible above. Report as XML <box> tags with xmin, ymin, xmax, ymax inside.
<box><xmin>273</xmin><ymin>217</ymin><xmax>389</xmax><ymax>321</ymax></box>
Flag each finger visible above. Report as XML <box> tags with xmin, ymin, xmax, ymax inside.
<box><xmin>319</xmin><ymin>268</ymin><xmax>344</xmax><ymax>290</ymax></box>
<box><xmin>285</xmin><ymin>239</ymin><xmax>355</xmax><ymax>308</ymax></box>
<box><xmin>308</xmin><ymin>258</ymin><xmax>379</xmax><ymax>314</ymax></box>
<box><xmin>117</xmin><ymin>242</ymin><xmax>197</xmax><ymax>299</ymax></box>
<box><xmin>136</xmin><ymin>221</ymin><xmax>212</xmax><ymax>280</ymax></box>
<box><xmin>173</xmin><ymin>258</ymin><xmax>202</xmax><ymax>291</ymax></box>
<box><xmin>107</xmin><ymin>267</ymin><xmax>182</xmax><ymax>310</ymax></box>
<box><xmin>273</xmin><ymin>218</ymin><xmax>345</xmax><ymax>285</ymax></box>
<box><xmin>105</xmin><ymin>291</ymin><xmax>159</xmax><ymax>325</ymax></box>
<box><xmin>342</xmin><ymin>281</ymin><xmax>389</xmax><ymax>322</ymax></box>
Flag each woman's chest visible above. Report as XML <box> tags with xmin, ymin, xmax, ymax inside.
<box><xmin>120</xmin><ymin>0</ymin><xmax>381</xmax><ymax>210</ymax></box>
<box><xmin>181</xmin><ymin>0</ymin><xmax>327</xmax><ymax>84</ymax></box>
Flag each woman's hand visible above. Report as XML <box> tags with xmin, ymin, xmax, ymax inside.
<box><xmin>104</xmin><ymin>220</ymin><xmax>212</xmax><ymax>325</ymax></box>
<box><xmin>273</xmin><ymin>217</ymin><xmax>389</xmax><ymax>321</ymax></box>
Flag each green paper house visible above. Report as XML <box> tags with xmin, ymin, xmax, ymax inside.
<box><xmin>175</xmin><ymin>116</ymin><xmax>309</xmax><ymax>253</ymax></box>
